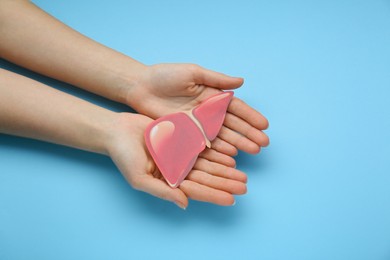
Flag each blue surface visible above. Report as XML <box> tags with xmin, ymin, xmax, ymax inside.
<box><xmin>1</xmin><ymin>0</ymin><xmax>390</xmax><ymax>259</ymax></box>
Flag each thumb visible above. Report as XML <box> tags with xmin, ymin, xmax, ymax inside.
<box><xmin>134</xmin><ymin>175</ymin><xmax>189</xmax><ymax>210</ymax></box>
<box><xmin>196</xmin><ymin>65</ymin><xmax>244</xmax><ymax>90</ymax></box>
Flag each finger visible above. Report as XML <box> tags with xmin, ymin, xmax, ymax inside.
<box><xmin>218</xmin><ymin>126</ymin><xmax>261</xmax><ymax>154</ymax></box>
<box><xmin>187</xmin><ymin>170</ymin><xmax>247</xmax><ymax>195</ymax></box>
<box><xmin>210</xmin><ymin>137</ymin><xmax>238</xmax><ymax>156</ymax></box>
<box><xmin>193</xmin><ymin>157</ymin><xmax>247</xmax><ymax>183</ymax></box>
<box><xmin>179</xmin><ymin>180</ymin><xmax>235</xmax><ymax>206</ymax></box>
<box><xmin>228</xmin><ymin>97</ymin><xmax>269</xmax><ymax>130</ymax></box>
<box><xmin>132</xmin><ymin>175</ymin><xmax>188</xmax><ymax>209</ymax></box>
<box><xmin>224</xmin><ymin>112</ymin><xmax>270</xmax><ymax>147</ymax></box>
<box><xmin>195</xmin><ymin>65</ymin><xmax>244</xmax><ymax>90</ymax></box>
<box><xmin>199</xmin><ymin>147</ymin><xmax>236</xmax><ymax>167</ymax></box>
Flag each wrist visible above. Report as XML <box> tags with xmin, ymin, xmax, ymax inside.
<box><xmin>108</xmin><ymin>56</ymin><xmax>149</xmax><ymax>105</ymax></box>
<box><xmin>104</xmin><ymin>112</ymin><xmax>151</xmax><ymax>158</ymax></box>
<box><xmin>87</xmin><ymin>110</ymin><xmax>119</xmax><ymax>156</ymax></box>
<box><xmin>121</xmin><ymin>63</ymin><xmax>151</xmax><ymax>110</ymax></box>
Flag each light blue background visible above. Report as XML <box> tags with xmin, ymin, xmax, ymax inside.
<box><xmin>1</xmin><ymin>0</ymin><xmax>390</xmax><ymax>259</ymax></box>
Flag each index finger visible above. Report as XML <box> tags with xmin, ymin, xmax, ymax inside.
<box><xmin>194</xmin><ymin>65</ymin><xmax>244</xmax><ymax>90</ymax></box>
<box><xmin>227</xmin><ymin>97</ymin><xmax>269</xmax><ymax>130</ymax></box>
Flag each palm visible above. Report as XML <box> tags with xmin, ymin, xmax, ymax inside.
<box><xmin>108</xmin><ymin>113</ymin><xmax>156</xmax><ymax>182</ymax></box>
<box><xmin>107</xmin><ymin>113</ymin><xmax>247</xmax><ymax>208</ymax></box>
<box><xmin>133</xmin><ymin>64</ymin><xmax>220</xmax><ymax>117</ymax></box>
<box><xmin>130</xmin><ymin>63</ymin><xmax>270</xmax><ymax>155</ymax></box>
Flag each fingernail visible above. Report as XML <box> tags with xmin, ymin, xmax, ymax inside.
<box><xmin>231</xmin><ymin>200</ymin><xmax>236</xmax><ymax>206</ymax></box>
<box><xmin>174</xmin><ymin>201</ymin><xmax>186</xmax><ymax>210</ymax></box>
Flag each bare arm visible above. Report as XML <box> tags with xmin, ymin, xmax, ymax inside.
<box><xmin>0</xmin><ymin>0</ymin><xmax>145</xmax><ymax>104</ymax></box>
<box><xmin>0</xmin><ymin>0</ymin><xmax>269</xmax><ymax>155</ymax></box>
<box><xmin>0</xmin><ymin>68</ymin><xmax>114</xmax><ymax>154</ymax></box>
<box><xmin>0</xmin><ymin>68</ymin><xmax>247</xmax><ymax>208</ymax></box>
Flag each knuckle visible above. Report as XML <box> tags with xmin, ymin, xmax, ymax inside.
<box><xmin>188</xmin><ymin>63</ymin><xmax>201</xmax><ymax>74</ymax></box>
<box><xmin>129</xmin><ymin>177</ymin><xmax>143</xmax><ymax>191</ymax></box>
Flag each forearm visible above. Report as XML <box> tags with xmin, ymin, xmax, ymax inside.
<box><xmin>0</xmin><ymin>68</ymin><xmax>117</xmax><ymax>154</ymax></box>
<box><xmin>0</xmin><ymin>0</ymin><xmax>145</xmax><ymax>104</ymax></box>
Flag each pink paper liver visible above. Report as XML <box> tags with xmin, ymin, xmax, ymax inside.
<box><xmin>193</xmin><ymin>91</ymin><xmax>233</xmax><ymax>141</ymax></box>
<box><xmin>144</xmin><ymin>113</ymin><xmax>206</xmax><ymax>187</ymax></box>
<box><xmin>144</xmin><ymin>91</ymin><xmax>234</xmax><ymax>188</ymax></box>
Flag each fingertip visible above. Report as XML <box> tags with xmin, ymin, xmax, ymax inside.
<box><xmin>242</xmin><ymin>184</ymin><xmax>247</xmax><ymax>195</ymax></box>
<box><xmin>242</xmin><ymin>142</ymin><xmax>261</xmax><ymax>155</ymax></box>
<box><xmin>248</xmin><ymin>145</ymin><xmax>261</xmax><ymax>155</ymax></box>
<box><xmin>262</xmin><ymin>118</ymin><xmax>270</xmax><ymax>130</ymax></box>
<box><xmin>231</xmin><ymin>182</ymin><xmax>247</xmax><ymax>195</ymax></box>
<box><xmin>198</xmin><ymin>66</ymin><xmax>244</xmax><ymax>89</ymax></box>
<box><xmin>236</xmin><ymin>170</ymin><xmax>248</xmax><ymax>184</ymax></box>
<box><xmin>172</xmin><ymin>188</ymin><xmax>189</xmax><ymax>209</ymax></box>
<box><xmin>226</xmin><ymin>76</ymin><xmax>244</xmax><ymax>89</ymax></box>
<box><xmin>227</xmin><ymin>76</ymin><xmax>243</xmax><ymax>85</ymax></box>
<box><xmin>215</xmin><ymin>193</ymin><xmax>236</xmax><ymax>206</ymax></box>
<box><xmin>235</xmin><ymin>77</ymin><xmax>244</xmax><ymax>86</ymax></box>
<box><xmin>217</xmin><ymin>192</ymin><xmax>236</xmax><ymax>206</ymax></box>
<box><xmin>229</xmin><ymin>157</ymin><xmax>237</xmax><ymax>168</ymax></box>
<box><xmin>253</xmin><ymin>114</ymin><xmax>269</xmax><ymax>131</ymax></box>
<box><xmin>174</xmin><ymin>197</ymin><xmax>188</xmax><ymax>210</ymax></box>
<box><xmin>241</xmin><ymin>172</ymin><xmax>248</xmax><ymax>184</ymax></box>
<box><xmin>135</xmin><ymin>175</ymin><xmax>189</xmax><ymax>207</ymax></box>
<box><xmin>262</xmin><ymin>134</ymin><xmax>270</xmax><ymax>147</ymax></box>
<box><xmin>233</xmin><ymin>148</ymin><xmax>239</xmax><ymax>157</ymax></box>
<box><xmin>225</xmin><ymin>195</ymin><xmax>236</xmax><ymax>206</ymax></box>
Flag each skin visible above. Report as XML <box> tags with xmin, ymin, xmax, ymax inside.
<box><xmin>0</xmin><ymin>1</ymin><xmax>269</xmax><ymax>208</ymax></box>
<box><xmin>0</xmin><ymin>69</ymin><xmax>247</xmax><ymax>209</ymax></box>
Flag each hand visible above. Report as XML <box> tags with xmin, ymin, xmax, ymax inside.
<box><xmin>127</xmin><ymin>63</ymin><xmax>269</xmax><ymax>156</ymax></box>
<box><xmin>107</xmin><ymin>113</ymin><xmax>247</xmax><ymax>209</ymax></box>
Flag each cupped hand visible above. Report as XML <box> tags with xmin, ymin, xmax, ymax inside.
<box><xmin>107</xmin><ymin>112</ymin><xmax>247</xmax><ymax>209</ymax></box>
<box><xmin>127</xmin><ymin>63</ymin><xmax>269</xmax><ymax>155</ymax></box>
